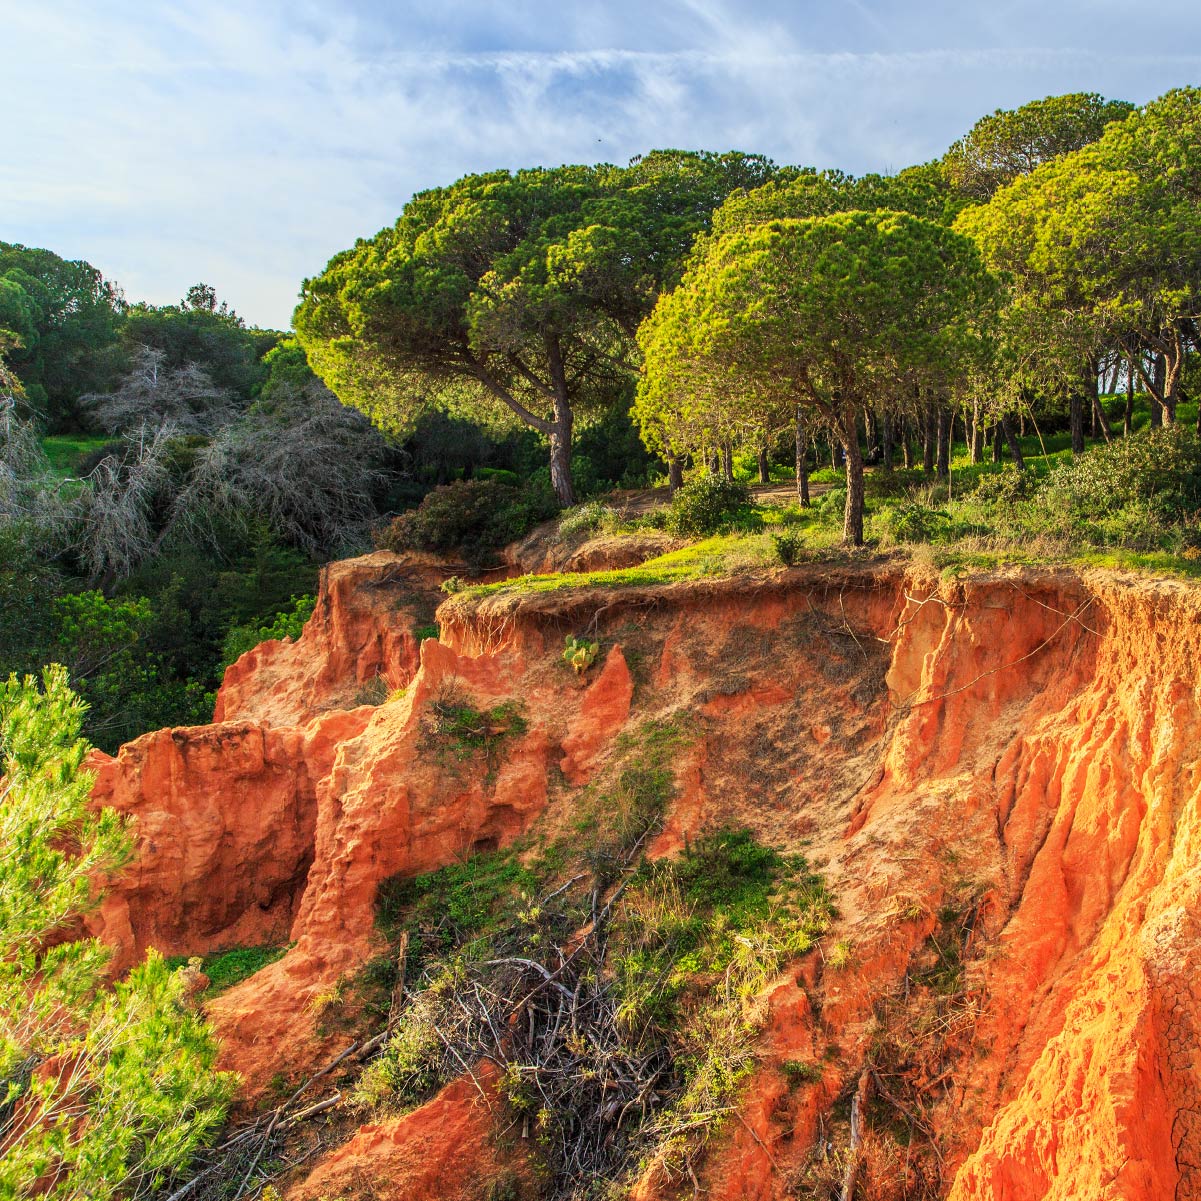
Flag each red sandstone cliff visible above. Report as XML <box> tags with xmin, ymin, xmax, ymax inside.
<box><xmin>85</xmin><ymin>552</ymin><xmax>1201</xmax><ymax>1199</ymax></box>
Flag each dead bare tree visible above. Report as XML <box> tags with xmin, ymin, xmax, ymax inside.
<box><xmin>81</xmin><ymin>346</ymin><xmax>240</xmax><ymax>436</ymax></box>
<box><xmin>179</xmin><ymin>380</ymin><xmax>388</xmax><ymax>557</ymax></box>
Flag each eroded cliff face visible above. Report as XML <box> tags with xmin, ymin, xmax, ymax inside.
<box><xmin>86</xmin><ymin>550</ymin><xmax>1201</xmax><ymax>1200</ymax></box>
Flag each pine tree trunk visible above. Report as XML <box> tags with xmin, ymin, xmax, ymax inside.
<box><xmin>842</xmin><ymin>408</ymin><xmax>866</xmax><ymax>546</ymax></box>
<box><xmin>757</xmin><ymin>445</ymin><xmax>770</xmax><ymax>485</ymax></box>
<box><xmin>881</xmin><ymin>414</ymin><xmax>894</xmax><ymax>470</ymax></box>
<box><xmin>936</xmin><ymin>407</ymin><xmax>951</xmax><ymax>480</ymax></box>
<box><xmin>992</xmin><ymin>423</ymin><xmax>1003</xmax><ymax>464</ymax></box>
<box><xmin>1125</xmin><ymin>360</ymin><xmax>1136</xmax><ymax>436</ymax></box>
<box><xmin>1150</xmin><ymin>355</ymin><xmax>1164</xmax><ymax>428</ymax></box>
<box><xmin>1069</xmin><ymin>390</ymin><xmax>1085</xmax><ymax>455</ymax></box>
<box><xmin>795</xmin><ymin>407</ymin><xmax>810</xmax><ymax>507</ymax></box>
<box><xmin>922</xmin><ymin>409</ymin><xmax>935</xmax><ymax>474</ymax></box>
<box><xmin>721</xmin><ymin>441</ymin><xmax>734</xmax><ymax>482</ymax></box>
<box><xmin>548</xmin><ymin>414</ymin><xmax>574</xmax><ymax>506</ymax></box>
<box><xmin>1002</xmin><ymin>413</ymin><xmax>1025</xmax><ymax>471</ymax></box>
<box><xmin>668</xmin><ymin>455</ymin><xmax>684</xmax><ymax>494</ymax></box>
<box><xmin>901</xmin><ymin>416</ymin><xmax>915</xmax><ymax>469</ymax></box>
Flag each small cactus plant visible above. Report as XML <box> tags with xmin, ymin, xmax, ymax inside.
<box><xmin>563</xmin><ymin>635</ymin><xmax>600</xmax><ymax>675</ymax></box>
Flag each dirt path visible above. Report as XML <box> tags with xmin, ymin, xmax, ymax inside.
<box><xmin>606</xmin><ymin>480</ymin><xmax>835</xmax><ymax>517</ymax></box>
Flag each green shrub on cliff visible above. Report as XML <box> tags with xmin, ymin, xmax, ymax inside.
<box><xmin>0</xmin><ymin>666</ymin><xmax>236</xmax><ymax>1200</ymax></box>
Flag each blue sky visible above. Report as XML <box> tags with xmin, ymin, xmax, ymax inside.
<box><xmin>3</xmin><ymin>1</ymin><xmax>1199</xmax><ymax>329</ymax></box>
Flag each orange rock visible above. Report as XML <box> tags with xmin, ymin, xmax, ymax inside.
<box><xmin>288</xmin><ymin>1066</ymin><xmax>525</xmax><ymax>1201</ymax></box>
<box><xmin>84</xmin><ymin>558</ymin><xmax>1201</xmax><ymax>1199</ymax></box>
<box><xmin>559</xmin><ymin>645</ymin><xmax>633</xmax><ymax>784</ymax></box>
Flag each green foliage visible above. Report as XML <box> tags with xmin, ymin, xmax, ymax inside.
<box><xmin>50</xmin><ymin>590</ymin><xmax>211</xmax><ymax>752</ymax></box>
<box><xmin>878</xmin><ymin>502</ymin><xmax>953</xmax><ymax>544</ymax></box>
<box><xmin>664</xmin><ymin>477</ymin><xmax>751</xmax><ymax>536</ymax></box>
<box><xmin>0</xmin><ymin>667</ymin><xmax>235</xmax><ymax>1200</ymax></box>
<box><xmin>169</xmin><ymin>943</ymin><xmax>289</xmax><ymax>996</ymax></box>
<box><xmin>219</xmin><ymin>594</ymin><xmax>315</xmax><ymax>672</ymax></box>
<box><xmin>0</xmin><ymin>241</ymin><xmax>124</xmax><ymax>427</ymax></box>
<box><xmin>413</xmin><ymin>623</ymin><xmax>440</xmax><ymax>642</ymax></box>
<box><xmin>772</xmin><ymin>528</ymin><xmax>806</xmax><ymax>566</ymax></box>
<box><xmin>424</xmin><ymin>688</ymin><xmax>528</xmax><ymax>768</ymax></box>
<box><xmin>295</xmin><ymin>154</ymin><xmax>782</xmax><ymax>503</ymax></box>
<box><xmin>558</xmin><ymin>500</ymin><xmax>619</xmax><ymax>538</ymax></box>
<box><xmin>377</xmin><ymin>479</ymin><xmax>557</xmax><ymax>563</ymax></box>
<box><xmin>638</xmin><ymin>208</ymin><xmax>1000</xmax><ymax>545</ymax></box>
<box><xmin>1043</xmin><ymin>427</ymin><xmax>1201</xmax><ymax>520</ymax></box>
<box><xmin>563</xmin><ymin>634</ymin><xmax>600</xmax><ymax>675</ymax></box>
<box><xmin>943</xmin><ymin>91</ymin><xmax>1135</xmax><ymax>200</ymax></box>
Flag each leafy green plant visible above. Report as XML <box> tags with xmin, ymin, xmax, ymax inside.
<box><xmin>219</xmin><ymin>593</ymin><xmax>315</xmax><ymax>671</ymax></box>
<box><xmin>413</xmin><ymin>623</ymin><xmax>439</xmax><ymax>642</ymax></box>
<box><xmin>166</xmin><ymin>943</ymin><xmax>288</xmax><ymax>996</ymax></box>
<box><xmin>0</xmin><ymin>667</ymin><xmax>235</xmax><ymax>1200</ymax></box>
<box><xmin>772</xmin><ymin>528</ymin><xmax>807</xmax><ymax>565</ymax></box>
<box><xmin>558</xmin><ymin>501</ymin><xmax>619</xmax><ymax>539</ymax></box>
<box><xmin>878</xmin><ymin>502</ymin><xmax>952</xmax><ymax>544</ymax></box>
<box><xmin>563</xmin><ymin>634</ymin><xmax>601</xmax><ymax>675</ymax></box>
<box><xmin>664</xmin><ymin>477</ymin><xmax>752</xmax><ymax>537</ymax></box>
<box><xmin>376</xmin><ymin>479</ymin><xmax>557</xmax><ymax>563</ymax></box>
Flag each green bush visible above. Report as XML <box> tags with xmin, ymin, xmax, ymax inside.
<box><xmin>219</xmin><ymin>594</ymin><xmax>315</xmax><ymax>672</ymax></box>
<box><xmin>558</xmin><ymin>501</ymin><xmax>618</xmax><ymax>539</ymax></box>
<box><xmin>772</xmin><ymin>529</ymin><xmax>807</xmax><ymax>566</ymax></box>
<box><xmin>377</xmin><ymin>479</ymin><xmax>557</xmax><ymax>562</ymax></box>
<box><xmin>971</xmin><ymin>468</ymin><xmax>1039</xmax><ymax>504</ymax></box>
<box><xmin>665</xmin><ymin>477</ymin><xmax>752</xmax><ymax>537</ymax></box>
<box><xmin>878</xmin><ymin>502</ymin><xmax>952</xmax><ymax>544</ymax></box>
<box><xmin>0</xmin><ymin>667</ymin><xmax>235</xmax><ymax>1200</ymax></box>
<box><xmin>1044</xmin><ymin>427</ymin><xmax>1201</xmax><ymax>520</ymax></box>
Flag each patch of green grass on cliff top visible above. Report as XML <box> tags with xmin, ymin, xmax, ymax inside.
<box><xmin>453</xmin><ymin>533</ymin><xmax>781</xmax><ymax>599</ymax></box>
<box><xmin>166</xmin><ymin>942</ymin><xmax>288</xmax><ymax>996</ymax></box>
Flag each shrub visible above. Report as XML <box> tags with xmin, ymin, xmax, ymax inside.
<box><xmin>772</xmin><ymin>529</ymin><xmax>807</xmax><ymax>566</ymax></box>
<box><xmin>0</xmin><ymin>667</ymin><xmax>236</xmax><ymax>1200</ymax></box>
<box><xmin>377</xmin><ymin>479</ymin><xmax>557</xmax><ymax>561</ymax></box>
<box><xmin>1044</xmin><ymin>427</ymin><xmax>1201</xmax><ymax>521</ymax></box>
<box><xmin>665</xmin><ymin>477</ymin><xmax>751</xmax><ymax>537</ymax></box>
<box><xmin>878</xmin><ymin>502</ymin><xmax>952</xmax><ymax>544</ymax></box>
<box><xmin>557</xmin><ymin>500</ymin><xmax>618</xmax><ymax>539</ymax></box>
<box><xmin>971</xmin><ymin>468</ymin><xmax>1039</xmax><ymax>504</ymax></box>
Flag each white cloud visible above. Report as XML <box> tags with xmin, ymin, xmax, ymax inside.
<box><xmin>1</xmin><ymin>0</ymin><xmax>1198</xmax><ymax>328</ymax></box>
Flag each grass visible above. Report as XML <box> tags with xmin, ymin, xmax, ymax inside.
<box><xmin>451</xmin><ymin>533</ymin><xmax>780</xmax><ymax>601</ymax></box>
<box><xmin>39</xmin><ymin>434</ymin><xmax>114</xmax><ymax>476</ymax></box>
<box><xmin>165</xmin><ymin>943</ymin><xmax>288</xmax><ymax>996</ymax></box>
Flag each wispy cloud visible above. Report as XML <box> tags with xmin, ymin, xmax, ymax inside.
<box><xmin>1</xmin><ymin>0</ymin><xmax>1198</xmax><ymax>328</ymax></box>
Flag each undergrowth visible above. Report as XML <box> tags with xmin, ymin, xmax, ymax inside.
<box><xmin>359</xmin><ymin>717</ymin><xmax>834</xmax><ymax>1198</ymax></box>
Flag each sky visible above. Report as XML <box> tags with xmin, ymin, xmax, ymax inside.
<box><xmin>3</xmin><ymin>1</ymin><xmax>1200</xmax><ymax>330</ymax></box>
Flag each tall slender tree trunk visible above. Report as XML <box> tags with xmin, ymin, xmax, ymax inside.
<box><xmin>1069</xmin><ymin>389</ymin><xmax>1085</xmax><ymax>455</ymax></box>
<box><xmin>921</xmin><ymin>408</ymin><xmax>935</xmax><ymax>474</ymax></box>
<box><xmin>992</xmin><ymin>423</ymin><xmax>1003</xmax><ymax>464</ymax></box>
<box><xmin>795</xmin><ymin>407</ymin><xmax>810</xmax><ymax>507</ymax></box>
<box><xmin>901</xmin><ymin>416</ymin><xmax>915</xmax><ymax>469</ymax></box>
<box><xmin>545</xmin><ymin>338</ymin><xmax>575</xmax><ymax>506</ymax></box>
<box><xmin>708</xmin><ymin>449</ymin><xmax>720</xmax><ymax>476</ymax></box>
<box><xmin>757</xmin><ymin>444</ymin><xmax>770</xmax><ymax>485</ymax></box>
<box><xmin>863</xmin><ymin>408</ymin><xmax>879</xmax><ymax>463</ymax></box>
<box><xmin>721</xmin><ymin>440</ymin><xmax>734</xmax><ymax>482</ymax></box>
<box><xmin>1150</xmin><ymin>354</ymin><xmax>1164</xmax><ymax>428</ymax></box>
<box><xmin>841</xmin><ymin>405</ymin><xmax>866</xmax><ymax>546</ymax></box>
<box><xmin>1002</xmin><ymin>413</ymin><xmax>1025</xmax><ymax>471</ymax></box>
<box><xmin>881</xmin><ymin>414</ymin><xmax>894</xmax><ymax>470</ymax></box>
<box><xmin>935</xmin><ymin>406</ymin><xmax>951</xmax><ymax>480</ymax></box>
<box><xmin>548</xmin><ymin>408</ymin><xmax>574</xmax><ymax>506</ymax></box>
<box><xmin>1092</xmin><ymin>388</ymin><xmax>1113</xmax><ymax>443</ymax></box>
<box><xmin>969</xmin><ymin>402</ymin><xmax>984</xmax><ymax>464</ymax></box>
<box><xmin>667</xmin><ymin>454</ymin><xmax>684</xmax><ymax>494</ymax></box>
<box><xmin>1125</xmin><ymin>360</ymin><xmax>1136</xmax><ymax>436</ymax></box>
